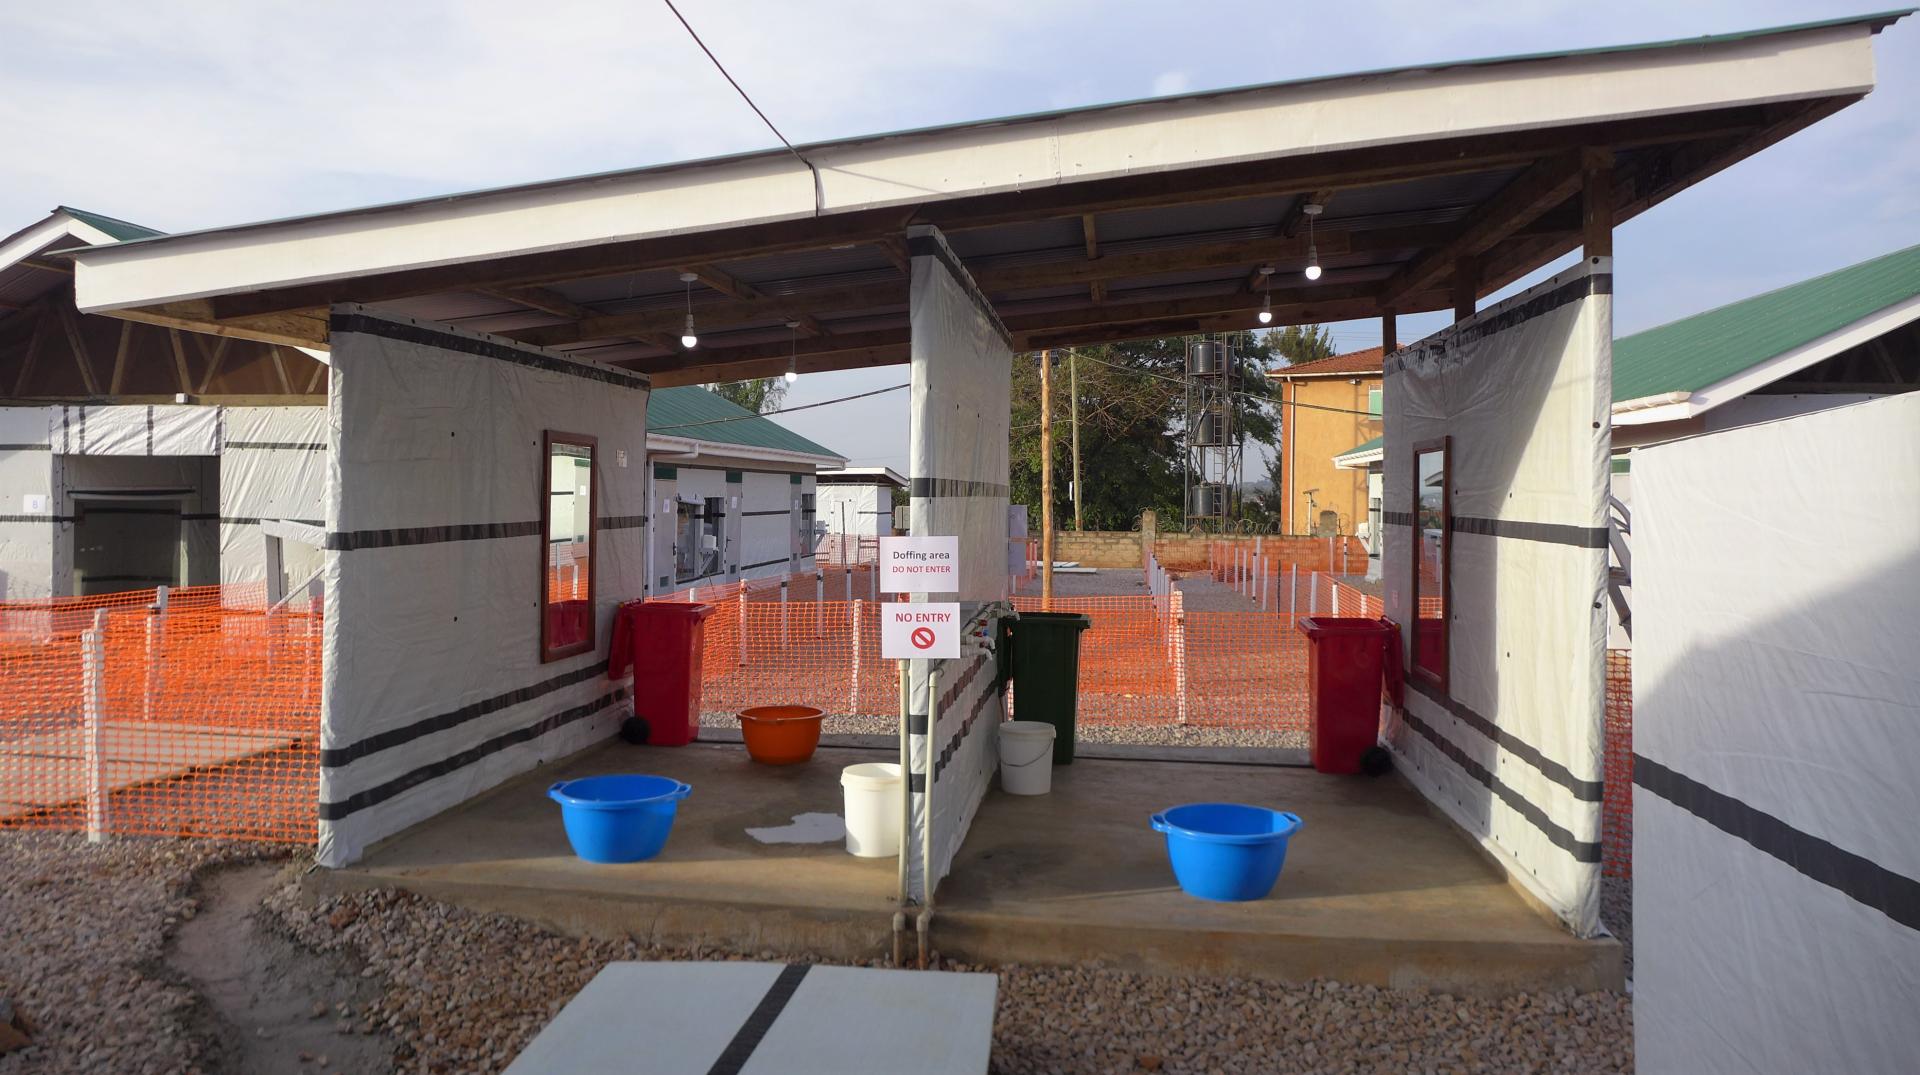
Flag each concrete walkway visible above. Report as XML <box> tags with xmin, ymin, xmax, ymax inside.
<box><xmin>311</xmin><ymin>739</ymin><xmax>1620</xmax><ymax>996</ymax></box>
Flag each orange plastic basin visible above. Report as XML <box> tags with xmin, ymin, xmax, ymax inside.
<box><xmin>736</xmin><ymin>705</ymin><xmax>825</xmax><ymax>765</ymax></box>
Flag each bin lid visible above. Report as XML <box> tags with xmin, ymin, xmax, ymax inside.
<box><xmin>623</xmin><ymin>600</ymin><xmax>718</xmax><ymax>621</ymax></box>
<box><xmin>1294</xmin><ymin>616</ymin><xmax>1392</xmax><ymax>638</ymax></box>
<box><xmin>1013</xmin><ymin>611</ymin><xmax>1092</xmax><ymax>629</ymax></box>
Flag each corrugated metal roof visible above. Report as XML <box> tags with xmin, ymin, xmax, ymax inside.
<box><xmin>1612</xmin><ymin>242</ymin><xmax>1920</xmax><ymax>401</ymax></box>
<box><xmin>57</xmin><ymin>207</ymin><xmax>162</xmax><ymax>242</ymax></box>
<box><xmin>1335</xmin><ymin>435</ymin><xmax>1383</xmax><ymax>461</ymax></box>
<box><xmin>647</xmin><ymin>386</ymin><xmax>843</xmax><ymax>460</ymax></box>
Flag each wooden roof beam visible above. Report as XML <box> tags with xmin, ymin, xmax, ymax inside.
<box><xmin>1277</xmin><ymin>190</ymin><xmax>1336</xmax><ymax>238</ymax></box>
<box><xmin>1379</xmin><ymin>151</ymin><xmax>1590</xmax><ymax>306</ymax></box>
<box><xmin>187</xmin><ymin>106</ymin><xmax>1775</xmax><ymax>324</ymax></box>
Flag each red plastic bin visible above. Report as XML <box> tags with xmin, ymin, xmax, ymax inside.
<box><xmin>1293</xmin><ymin>616</ymin><xmax>1394</xmax><ymax>774</ymax></box>
<box><xmin>611</xmin><ymin>601</ymin><xmax>716</xmax><ymax>747</ymax></box>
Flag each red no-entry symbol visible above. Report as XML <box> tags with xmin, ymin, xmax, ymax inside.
<box><xmin>910</xmin><ymin>627</ymin><xmax>937</xmax><ymax>650</ymax></box>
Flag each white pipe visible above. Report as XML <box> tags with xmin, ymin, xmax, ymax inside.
<box><xmin>1611</xmin><ymin>389</ymin><xmax>1692</xmax><ymax>413</ymax></box>
<box><xmin>917</xmin><ymin>665</ymin><xmax>941</xmax><ymax>968</ymax></box>
<box><xmin>895</xmin><ymin>658</ymin><xmax>910</xmax><ymax>964</ymax></box>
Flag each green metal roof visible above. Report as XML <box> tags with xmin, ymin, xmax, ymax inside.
<box><xmin>57</xmin><ymin>206</ymin><xmax>163</xmax><ymax>242</ymax></box>
<box><xmin>646</xmin><ymin>387</ymin><xmax>843</xmax><ymax>460</ymax></box>
<box><xmin>1335</xmin><ymin>435</ymin><xmax>1383</xmax><ymax>461</ymax></box>
<box><xmin>1612</xmin><ymin>242</ymin><xmax>1920</xmax><ymax>403</ymax></box>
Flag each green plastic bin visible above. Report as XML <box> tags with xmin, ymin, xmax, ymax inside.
<box><xmin>1008</xmin><ymin>611</ymin><xmax>1092</xmax><ymax>765</ymax></box>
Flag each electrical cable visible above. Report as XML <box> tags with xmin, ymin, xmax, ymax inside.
<box><xmin>662</xmin><ymin>0</ymin><xmax>824</xmax><ymax>214</ymax></box>
<box><xmin>649</xmin><ymin>382</ymin><xmax>909</xmax><ymax>434</ymax></box>
<box><xmin>1070</xmin><ymin>350</ymin><xmax>1378</xmax><ymax>418</ymax></box>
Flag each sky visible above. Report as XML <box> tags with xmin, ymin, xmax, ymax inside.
<box><xmin>3</xmin><ymin>1</ymin><xmax>1915</xmax><ymax>472</ymax></box>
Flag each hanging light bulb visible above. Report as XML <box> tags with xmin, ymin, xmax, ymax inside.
<box><xmin>1302</xmin><ymin>203</ymin><xmax>1324</xmax><ymax>281</ymax></box>
<box><xmin>678</xmin><ymin>272</ymin><xmax>699</xmax><ymax>348</ymax></box>
<box><xmin>1256</xmin><ymin>266</ymin><xmax>1275</xmax><ymax>324</ymax></box>
<box><xmin>783</xmin><ymin>321</ymin><xmax>800</xmax><ymax>383</ymax></box>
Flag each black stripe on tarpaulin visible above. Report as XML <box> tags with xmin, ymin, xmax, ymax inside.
<box><xmin>1399</xmin><ymin>706</ymin><xmax>1601</xmax><ymax>863</ymax></box>
<box><xmin>325</xmin><ymin>520</ymin><xmax>541</xmax><ymax>551</ymax></box>
<box><xmin>1635</xmin><ymin>754</ymin><xmax>1920</xmax><ymax>931</ymax></box>
<box><xmin>0</xmin><ymin>514</ymin><xmax>77</xmax><ymax>523</ymax></box>
<box><xmin>935</xmin><ymin>675</ymin><xmax>1003</xmax><ymax>781</ymax></box>
<box><xmin>145</xmin><ymin>406</ymin><xmax>154</xmax><ymax>456</ymax></box>
<box><xmin>80</xmin><ymin>574</ymin><xmax>173</xmax><ymax>584</ymax></box>
<box><xmin>331</xmin><ymin>312</ymin><xmax>652</xmax><ymax>392</ymax></box>
<box><xmin>321</xmin><ymin>660</ymin><xmax>611</xmax><ymax>767</ymax></box>
<box><xmin>77</xmin><ymin>406</ymin><xmax>86</xmax><ymax>454</ymax></box>
<box><xmin>1451</xmin><ymin>516</ymin><xmax>1607</xmax><ymax>550</ymax></box>
<box><xmin>59</xmin><ymin>407</ymin><xmax>70</xmax><ymax>454</ymax></box>
<box><xmin>908</xmin><ymin>771</ymin><xmax>926</xmax><ymax>793</ymax></box>
<box><xmin>909</xmin><ymin>477</ymin><xmax>1010</xmax><ymax>498</ymax></box>
<box><xmin>597</xmin><ymin>514</ymin><xmax>647</xmax><ymax>530</ymax></box>
<box><xmin>0</xmin><ymin>443</ymin><xmax>51</xmax><ymax>451</ymax></box>
<box><xmin>76</xmin><ymin>506</ymin><xmax>181</xmax><ymax>517</ymax></box>
<box><xmin>1382</xmin><ymin>510</ymin><xmax>1414</xmax><ymax>527</ymax></box>
<box><xmin>1387</xmin><ymin>272</ymin><xmax>1612</xmax><ymax>376</ymax></box>
<box><xmin>1407</xmin><ymin>677</ymin><xmax>1602</xmax><ymax>802</ymax></box>
<box><xmin>740</xmin><ymin>557</ymin><xmax>789</xmax><ymax>571</ymax></box>
<box><xmin>214</xmin><ymin>516</ymin><xmax>326</xmax><ymax>526</ymax></box>
<box><xmin>227</xmin><ymin>440</ymin><xmax>328</xmax><ymax>451</ymax></box>
<box><xmin>705</xmin><ymin>962</ymin><xmax>812</xmax><ymax>1075</ymax></box>
<box><xmin>904</xmin><ymin>232</ymin><xmax>1014</xmax><ymax>347</ymax></box>
<box><xmin>740</xmin><ymin>509</ymin><xmax>790</xmax><ymax>517</ymax></box>
<box><xmin>318</xmin><ymin>687</ymin><xmax>627</xmax><ymax>820</ymax></box>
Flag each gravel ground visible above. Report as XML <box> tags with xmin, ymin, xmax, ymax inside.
<box><xmin>268</xmin><ymin>883</ymin><xmax>1632</xmax><ymax>1074</ymax></box>
<box><xmin>0</xmin><ymin>832</ymin><xmax>284</xmax><ymax>1075</ymax></box>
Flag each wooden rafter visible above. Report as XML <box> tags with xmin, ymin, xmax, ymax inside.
<box><xmin>1380</xmin><ymin>152</ymin><xmax>1587</xmax><ymax>306</ymax></box>
<box><xmin>1277</xmin><ymin>190</ymin><xmax>1336</xmax><ymax>238</ymax></box>
<box><xmin>12</xmin><ymin>304</ymin><xmax>49</xmax><ymax>396</ymax></box>
<box><xmin>56</xmin><ymin>302</ymin><xmax>101</xmax><ymax>396</ymax></box>
<box><xmin>108</xmin><ymin>319</ymin><xmax>133</xmax><ymax>396</ymax></box>
<box><xmin>270</xmin><ymin>345</ymin><xmax>296</xmax><ymax>394</ymax></box>
<box><xmin>683</xmin><ymin>265</ymin><xmax>827</xmax><ymax>336</ymax></box>
<box><xmin>194</xmin><ymin>333</ymin><xmax>232</xmax><ymax>395</ymax></box>
<box><xmin>167</xmin><ymin>329</ymin><xmax>192</xmax><ymax>394</ymax></box>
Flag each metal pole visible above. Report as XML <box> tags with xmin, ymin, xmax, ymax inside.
<box><xmin>780</xmin><ymin>578</ymin><xmax>789</xmax><ymax>650</ymax></box>
<box><xmin>896</xmin><ymin>659</ymin><xmax>910</xmax><ymax>953</ymax></box>
<box><xmin>1070</xmin><ymin>347</ymin><xmax>1083</xmax><ymax>532</ymax></box>
<box><xmin>1290</xmin><ymin>564</ymin><xmax>1299</xmax><ymax>617</ymax></box>
<box><xmin>1040</xmin><ymin>349</ymin><xmax>1055</xmax><ymax>608</ymax></box>
<box><xmin>83</xmin><ymin>609</ymin><xmax>107</xmax><ymax>843</ymax></box>
<box><xmin>144</xmin><ymin>584</ymin><xmax>168</xmax><ymax>723</ymax></box>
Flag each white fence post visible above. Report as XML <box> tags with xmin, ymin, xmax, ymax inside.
<box><xmin>1172</xmin><ymin>591</ymin><xmax>1190</xmax><ymax>727</ymax></box>
<box><xmin>780</xmin><ymin>578</ymin><xmax>790</xmax><ymax>650</ymax></box>
<box><xmin>144</xmin><ymin>584</ymin><xmax>168</xmax><ymax>723</ymax></box>
<box><xmin>82</xmin><ymin>608</ymin><xmax>108</xmax><ymax>843</ymax></box>
<box><xmin>850</xmin><ymin>600</ymin><xmax>863</xmax><ymax>716</ymax></box>
<box><xmin>815</xmin><ymin>570</ymin><xmax>825</xmax><ymax>636</ymax></box>
<box><xmin>1260</xmin><ymin>557</ymin><xmax>1270</xmax><ymax>613</ymax></box>
<box><xmin>1309</xmin><ymin>570</ymin><xmax>1318</xmax><ymax>615</ymax></box>
<box><xmin>1289</xmin><ymin>564</ymin><xmax>1298</xmax><ymax>618</ymax></box>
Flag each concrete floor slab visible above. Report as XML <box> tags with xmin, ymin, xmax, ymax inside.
<box><xmin>310</xmin><ymin>739</ymin><xmax>1619</xmax><ymax>995</ymax></box>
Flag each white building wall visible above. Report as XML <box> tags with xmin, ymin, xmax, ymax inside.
<box><xmin>1633</xmin><ymin>392</ymin><xmax>1920</xmax><ymax>1075</ymax></box>
<box><xmin>220</xmin><ymin>406</ymin><xmax>329</xmax><ymax>589</ymax></box>
<box><xmin>316</xmin><ymin>309</ymin><xmax>650</xmax><ymax>866</ymax></box>
<box><xmin>0</xmin><ymin>409</ymin><xmax>55</xmax><ymax>599</ymax></box>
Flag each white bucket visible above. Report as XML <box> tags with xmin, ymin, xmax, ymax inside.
<box><xmin>999</xmin><ymin>721</ymin><xmax>1056</xmax><ymax>796</ymax></box>
<box><xmin>840</xmin><ymin>762</ymin><xmax>902</xmax><ymax>857</ymax></box>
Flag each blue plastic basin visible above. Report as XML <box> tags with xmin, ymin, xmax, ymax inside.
<box><xmin>1151</xmin><ymin>803</ymin><xmax>1303</xmax><ymax>901</ymax></box>
<box><xmin>548</xmin><ymin>775</ymin><xmax>692</xmax><ymax>863</ymax></box>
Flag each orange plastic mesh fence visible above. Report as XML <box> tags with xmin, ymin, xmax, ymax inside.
<box><xmin>1603</xmin><ymin>649</ymin><xmax>1633</xmax><ymax>879</ymax></box>
<box><xmin>0</xmin><ymin>585</ymin><xmax>320</xmax><ymax>845</ymax></box>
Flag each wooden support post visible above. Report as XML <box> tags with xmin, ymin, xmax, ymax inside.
<box><xmin>1039</xmin><ymin>349</ymin><xmax>1055</xmax><ymax>608</ymax></box>
<box><xmin>1382</xmin><ymin>309</ymin><xmax>1398</xmax><ymax>354</ymax></box>
<box><xmin>1069</xmin><ymin>348</ymin><xmax>1083</xmax><ymax>532</ymax></box>
<box><xmin>1582</xmin><ymin>148</ymin><xmax>1616</xmax><ymax>260</ymax></box>
<box><xmin>1452</xmin><ymin>257</ymin><xmax>1479</xmax><ymax>322</ymax></box>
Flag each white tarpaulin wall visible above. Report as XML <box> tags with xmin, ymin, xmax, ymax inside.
<box><xmin>1381</xmin><ymin>258</ymin><xmax>1611</xmax><ymax>936</ymax></box>
<box><xmin>1632</xmin><ymin>393</ymin><xmax>1920</xmax><ymax>1074</ymax></box>
<box><xmin>316</xmin><ymin>309</ymin><xmax>649</xmax><ymax>866</ymax></box>
<box><xmin>904</xmin><ymin>225</ymin><xmax>1012</xmax><ymax>901</ymax></box>
<box><xmin>220</xmin><ymin>406</ymin><xmax>329</xmax><ymax>590</ymax></box>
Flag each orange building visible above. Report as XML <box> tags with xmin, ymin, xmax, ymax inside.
<box><xmin>1269</xmin><ymin>348</ymin><xmax>1384</xmax><ymax>536</ymax></box>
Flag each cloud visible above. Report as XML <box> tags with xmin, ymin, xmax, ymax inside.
<box><xmin>1150</xmin><ymin>71</ymin><xmax>1192</xmax><ymax>96</ymax></box>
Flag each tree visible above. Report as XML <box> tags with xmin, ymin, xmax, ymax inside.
<box><xmin>1009</xmin><ymin>334</ymin><xmax>1282</xmax><ymax>532</ymax></box>
<box><xmin>708</xmin><ymin>378</ymin><xmax>788</xmax><ymax>414</ymax></box>
<box><xmin>1264</xmin><ymin>323</ymin><xmax>1336</xmax><ymax>367</ymax></box>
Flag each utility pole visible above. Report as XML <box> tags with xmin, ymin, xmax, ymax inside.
<box><xmin>1039</xmin><ymin>349</ymin><xmax>1055</xmax><ymax>607</ymax></box>
<box><xmin>1069</xmin><ymin>347</ymin><xmax>1083</xmax><ymax>532</ymax></box>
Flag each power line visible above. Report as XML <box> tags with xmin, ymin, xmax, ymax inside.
<box><xmin>1070</xmin><ymin>350</ymin><xmax>1377</xmax><ymax>419</ymax></box>
<box><xmin>662</xmin><ymin>0</ymin><xmax>821</xmax><ymax>211</ymax></box>
<box><xmin>650</xmin><ymin>383</ymin><xmax>909</xmax><ymax>434</ymax></box>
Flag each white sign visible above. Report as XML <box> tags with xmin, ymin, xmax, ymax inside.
<box><xmin>879</xmin><ymin>535</ymin><xmax>960</xmax><ymax>593</ymax></box>
<box><xmin>881</xmin><ymin>602</ymin><xmax>961</xmax><ymax>659</ymax></box>
<box><xmin>22</xmin><ymin>494</ymin><xmax>47</xmax><ymax>514</ymax></box>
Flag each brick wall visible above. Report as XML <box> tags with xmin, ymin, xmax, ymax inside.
<box><xmin>1049</xmin><ymin>530</ymin><xmax>1367</xmax><ymax>572</ymax></box>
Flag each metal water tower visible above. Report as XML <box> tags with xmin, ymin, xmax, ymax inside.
<box><xmin>1184</xmin><ymin>335</ymin><xmax>1244</xmax><ymax>528</ymax></box>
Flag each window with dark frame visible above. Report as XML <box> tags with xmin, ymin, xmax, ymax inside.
<box><xmin>797</xmin><ymin>492</ymin><xmax>817</xmax><ymax>558</ymax></box>
<box><xmin>1411</xmin><ymin>437</ymin><xmax>1450</xmax><ymax>690</ymax></box>
<box><xmin>540</xmin><ymin>432</ymin><xmax>597</xmax><ymax>663</ymax></box>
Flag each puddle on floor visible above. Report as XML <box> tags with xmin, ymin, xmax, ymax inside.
<box><xmin>745</xmin><ymin>812</ymin><xmax>846</xmax><ymax>845</ymax></box>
